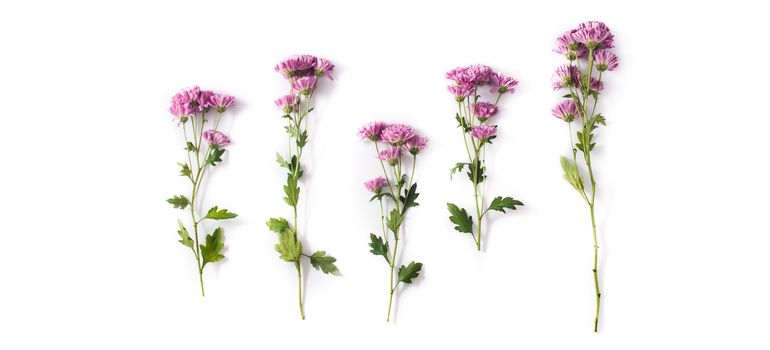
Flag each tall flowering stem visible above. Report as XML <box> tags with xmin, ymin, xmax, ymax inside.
<box><xmin>167</xmin><ymin>86</ymin><xmax>238</xmax><ymax>297</ymax></box>
<box><xmin>267</xmin><ymin>55</ymin><xmax>339</xmax><ymax>320</ymax></box>
<box><xmin>359</xmin><ymin>122</ymin><xmax>425</xmax><ymax>322</ymax></box>
<box><xmin>446</xmin><ymin>65</ymin><xmax>524</xmax><ymax>251</ymax></box>
<box><xmin>551</xmin><ymin>20</ymin><xmax>618</xmax><ymax>332</ymax></box>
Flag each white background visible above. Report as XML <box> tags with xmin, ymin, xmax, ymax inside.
<box><xmin>1</xmin><ymin>0</ymin><xmax>768</xmax><ymax>348</ymax></box>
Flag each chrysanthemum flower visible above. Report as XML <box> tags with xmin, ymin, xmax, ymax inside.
<box><xmin>315</xmin><ymin>58</ymin><xmax>335</xmax><ymax>80</ymax></box>
<box><xmin>573</xmin><ymin>21</ymin><xmax>614</xmax><ymax>50</ymax></box>
<box><xmin>474</xmin><ymin>101</ymin><xmax>498</xmax><ymax>121</ymax></box>
<box><xmin>292</xmin><ymin>76</ymin><xmax>317</xmax><ymax>96</ymax></box>
<box><xmin>203</xmin><ymin>130</ymin><xmax>231</xmax><ymax>148</ymax></box>
<box><xmin>358</xmin><ymin>121</ymin><xmax>386</xmax><ymax>141</ymax></box>
<box><xmin>378</xmin><ymin>147</ymin><xmax>402</xmax><ymax>166</ymax></box>
<box><xmin>551</xmin><ymin>64</ymin><xmax>580</xmax><ymax>90</ymax></box>
<box><xmin>211</xmin><ymin>93</ymin><xmax>236</xmax><ymax>113</ymax></box>
<box><xmin>446</xmin><ymin>64</ymin><xmax>493</xmax><ymax>86</ymax></box>
<box><xmin>275</xmin><ymin>54</ymin><xmax>318</xmax><ymax>79</ymax></box>
<box><xmin>364</xmin><ymin>176</ymin><xmax>388</xmax><ymax>193</ymax></box>
<box><xmin>381</xmin><ymin>124</ymin><xmax>415</xmax><ymax>146</ymax></box>
<box><xmin>551</xmin><ymin>100</ymin><xmax>579</xmax><ymax>122</ymax></box>
<box><xmin>405</xmin><ymin>135</ymin><xmax>428</xmax><ymax>155</ymax></box>
<box><xmin>489</xmin><ymin>73</ymin><xmax>518</xmax><ymax>94</ymax></box>
<box><xmin>448</xmin><ymin>84</ymin><xmax>474</xmax><ymax>102</ymax></box>
<box><xmin>593</xmin><ymin>50</ymin><xmax>619</xmax><ymax>72</ymax></box>
<box><xmin>554</xmin><ymin>29</ymin><xmax>588</xmax><ymax>60</ymax></box>
<box><xmin>470</xmin><ymin>124</ymin><xmax>497</xmax><ymax>142</ymax></box>
<box><xmin>274</xmin><ymin>94</ymin><xmax>298</xmax><ymax>114</ymax></box>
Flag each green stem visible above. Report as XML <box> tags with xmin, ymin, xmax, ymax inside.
<box><xmin>472</xmin><ymin>149</ymin><xmax>483</xmax><ymax>251</ymax></box>
<box><xmin>296</xmin><ymin>262</ymin><xmax>305</xmax><ymax>320</ymax></box>
<box><xmin>387</xmin><ymin>230</ymin><xmax>399</xmax><ymax>322</ymax></box>
<box><xmin>590</xmin><ymin>202</ymin><xmax>600</xmax><ymax>332</ymax></box>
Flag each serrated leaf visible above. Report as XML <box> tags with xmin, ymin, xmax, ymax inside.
<box><xmin>447</xmin><ymin>203</ymin><xmax>473</xmax><ymax>233</ymax></box>
<box><xmin>275</xmin><ymin>229</ymin><xmax>302</xmax><ymax>262</ymax></box>
<box><xmin>369</xmin><ymin>192</ymin><xmax>395</xmax><ymax>202</ymax></box>
<box><xmin>285</xmin><ymin>124</ymin><xmax>299</xmax><ymax>138</ymax></box>
<box><xmin>177</xmin><ymin>220</ymin><xmax>194</xmax><ymax>249</ymax></box>
<box><xmin>283</xmin><ymin>174</ymin><xmax>300</xmax><ymax>207</ymax></box>
<box><xmin>205</xmin><ymin>148</ymin><xmax>226</xmax><ymax>166</ymax></box>
<box><xmin>400</xmin><ymin>183</ymin><xmax>420</xmax><ymax>214</ymax></box>
<box><xmin>204</xmin><ymin>206</ymin><xmax>238</xmax><ymax>220</ymax></box>
<box><xmin>368</xmin><ymin>233</ymin><xmax>390</xmax><ymax>264</ymax></box>
<box><xmin>398</xmin><ymin>261</ymin><xmax>423</xmax><ymax>284</ymax></box>
<box><xmin>185</xmin><ymin>142</ymin><xmax>197</xmax><ymax>152</ymax></box>
<box><xmin>450</xmin><ymin>162</ymin><xmax>467</xmax><ymax>180</ymax></box>
<box><xmin>487</xmin><ymin>196</ymin><xmax>524</xmax><ymax>214</ymax></box>
<box><xmin>560</xmin><ymin>156</ymin><xmax>584</xmax><ymax>192</ymax></box>
<box><xmin>200</xmin><ymin>227</ymin><xmax>225</xmax><ymax>268</ymax></box>
<box><xmin>276</xmin><ymin>153</ymin><xmax>290</xmax><ymax>168</ymax></box>
<box><xmin>309</xmin><ymin>250</ymin><xmax>341</xmax><ymax>275</ymax></box>
<box><xmin>167</xmin><ymin>195</ymin><xmax>190</xmax><ymax>209</ymax></box>
<box><xmin>467</xmin><ymin>159</ymin><xmax>485</xmax><ymax>184</ymax></box>
<box><xmin>296</xmin><ymin>130</ymin><xmax>308</xmax><ymax>148</ymax></box>
<box><xmin>386</xmin><ymin>209</ymin><xmax>403</xmax><ymax>234</ymax></box>
<box><xmin>177</xmin><ymin>162</ymin><xmax>192</xmax><ymax>178</ymax></box>
<box><xmin>266</xmin><ymin>217</ymin><xmax>292</xmax><ymax>234</ymax></box>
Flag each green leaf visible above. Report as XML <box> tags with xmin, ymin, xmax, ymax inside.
<box><xmin>288</xmin><ymin>156</ymin><xmax>303</xmax><ymax>179</ymax></box>
<box><xmin>398</xmin><ymin>261</ymin><xmax>423</xmax><ymax>284</ymax></box>
<box><xmin>400</xmin><ymin>183</ymin><xmax>420</xmax><ymax>214</ymax></box>
<box><xmin>200</xmin><ymin>227</ymin><xmax>225</xmax><ymax>268</ymax></box>
<box><xmin>467</xmin><ymin>159</ymin><xmax>485</xmax><ymax>184</ymax></box>
<box><xmin>275</xmin><ymin>229</ymin><xmax>302</xmax><ymax>262</ymax></box>
<box><xmin>204</xmin><ymin>206</ymin><xmax>238</xmax><ymax>220</ymax></box>
<box><xmin>368</xmin><ymin>233</ymin><xmax>390</xmax><ymax>264</ymax></box>
<box><xmin>276</xmin><ymin>153</ymin><xmax>290</xmax><ymax>168</ymax></box>
<box><xmin>447</xmin><ymin>203</ymin><xmax>473</xmax><ymax>234</ymax></box>
<box><xmin>386</xmin><ymin>209</ymin><xmax>403</xmax><ymax>234</ymax></box>
<box><xmin>369</xmin><ymin>192</ymin><xmax>395</xmax><ymax>202</ymax></box>
<box><xmin>560</xmin><ymin>156</ymin><xmax>584</xmax><ymax>192</ymax></box>
<box><xmin>177</xmin><ymin>162</ymin><xmax>192</xmax><ymax>178</ymax></box>
<box><xmin>266</xmin><ymin>217</ymin><xmax>291</xmax><ymax>234</ymax></box>
<box><xmin>296</xmin><ymin>130</ymin><xmax>308</xmax><ymax>148</ymax></box>
<box><xmin>283</xmin><ymin>174</ymin><xmax>300</xmax><ymax>207</ymax></box>
<box><xmin>205</xmin><ymin>148</ymin><xmax>226</xmax><ymax>166</ymax></box>
<box><xmin>455</xmin><ymin>113</ymin><xmax>470</xmax><ymax>132</ymax></box>
<box><xmin>450</xmin><ymin>162</ymin><xmax>467</xmax><ymax>180</ymax></box>
<box><xmin>487</xmin><ymin>196</ymin><xmax>524</xmax><ymax>214</ymax></box>
<box><xmin>185</xmin><ymin>142</ymin><xmax>197</xmax><ymax>152</ymax></box>
<box><xmin>285</xmin><ymin>124</ymin><xmax>299</xmax><ymax>138</ymax></box>
<box><xmin>167</xmin><ymin>195</ymin><xmax>190</xmax><ymax>209</ymax></box>
<box><xmin>309</xmin><ymin>250</ymin><xmax>341</xmax><ymax>275</ymax></box>
<box><xmin>177</xmin><ymin>220</ymin><xmax>194</xmax><ymax>249</ymax></box>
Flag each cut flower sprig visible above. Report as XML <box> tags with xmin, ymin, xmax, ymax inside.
<box><xmin>167</xmin><ymin>86</ymin><xmax>238</xmax><ymax>297</ymax></box>
<box><xmin>551</xmin><ymin>20</ymin><xmax>619</xmax><ymax>332</ymax></box>
<box><xmin>267</xmin><ymin>54</ymin><xmax>339</xmax><ymax>320</ymax></box>
<box><xmin>446</xmin><ymin>64</ymin><xmax>524</xmax><ymax>251</ymax></box>
<box><xmin>359</xmin><ymin>122</ymin><xmax>426</xmax><ymax>322</ymax></box>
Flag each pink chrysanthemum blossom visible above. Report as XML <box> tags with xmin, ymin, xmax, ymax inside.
<box><xmin>315</xmin><ymin>58</ymin><xmax>335</xmax><ymax>80</ymax></box>
<box><xmin>447</xmin><ymin>84</ymin><xmax>474</xmax><ymax>102</ymax></box>
<box><xmin>169</xmin><ymin>101</ymin><xmax>194</xmax><ymax>118</ymax></box>
<box><xmin>203</xmin><ymin>130</ymin><xmax>231</xmax><ymax>148</ymax></box>
<box><xmin>446</xmin><ymin>64</ymin><xmax>493</xmax><ymax>86</ymax></box>
<box><xmin>551</xmin><ymin>64</ymin><xmax>580</xmax><ymax>90</ymax></box>
<box><xmin>292</xmin><ymin>76</ymin><xmax>317</xmax><ymax>96</ymax></box>
<box><xmin>573</xmin><ymin>21</ymin><xmax>614</xmax><ymax>50</ymax></box>
<box><xmin>171</xmin><ymin>86</ymin><xmax>200</xmax><ymax>109</ymax></box>
<box><xmin>211</xmin><ymin>93</ymin><xmax>236</xmax><ymax>113</ymax></box>
<box><xmin>593</xmin><ymin>50</ymin><xmax>619</xmax><ymax>72</ymax></box>
<box><xmin>196</xmin><ymin>90</ymin><xmax>215</xmax><ymax>112</ymax></box>
<box><xmin>470</xmin><ymin>124</ymin><xmax>497</xmax><ymax>142</ymax></box>
<box><xmin>554</xmin><ymin>29</ymin><xmax>588</xmax><ymax>59</ymax></box>
<box><xmin>274</xmin><ymin>94</ymin><xmax>298</xmax><ymax>114</ymax></box>
<box><xmin>551</xmin><ymin>100</ymin><xmax>579</xmax><ymax>122</ymax></box>
<box><xmin>378</xmin><ymin>147</ymin><xmax>402</xmax><ymax>166</ymax></box>
<box><xmin>489</xmin><ymin>73</ymin><xmax>519</xmax><ymax>94</ymax></box>
<box><xmin>405</xmin><ymin>135</ymin><xmax>428</xmax><ymax>155</ymax></box>
<box><xmin>474</xmin><ymin>101</ymin><xmax>498</xmax><ymax>121</ymax></box>
<box><xmin>358</xmin><ymin>121</ymin><xmax>386</xmax><ymax>141</ymax></box>
<box><xmin>364</xmin><ymin>176</ymin><xmax>388</xmax><ymax>193</ymax></box>
<box><xmin>275</xmin><ymin>54</ymin><xmax>318</xmax><ymax>79</ymax></box>
<box><xmin>380</xmin><ymin>124</ymin><xmax>416</xmax><ymax>146</ymax></box>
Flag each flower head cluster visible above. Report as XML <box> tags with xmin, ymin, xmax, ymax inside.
<box><xmin>357</xmin><ymin>121</ymin><xmax>386</xmax><ymax>141</ymax></box>
<box><xmin>169</xmin><ymin>86</ymin><xmax>236</xmax><ymax>124</ymax></box>
<box><xmin>275</xmin><ymin>54</ymin><xmax>336</xmax><ymax>81</ymax></box>
<box><xmin>360</xmin><ymin>121</ymin><xmax>428</xmax><ymax>162</ymax></box>
<box><xmin>446</xmin><ymin>64</ymin><xmax>516</xmax><ymax>123</ymax></box>
<box><xmin>554</xmin><ymin>21</ymin><xmax>614</xmax><ymax>58</ymax></box>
